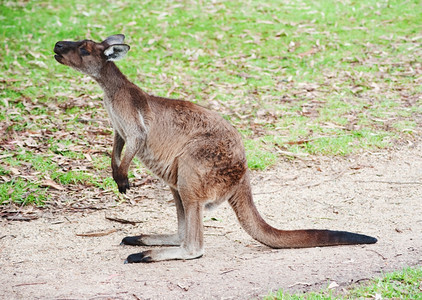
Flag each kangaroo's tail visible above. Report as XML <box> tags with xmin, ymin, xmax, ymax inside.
<box><xmin>228</xmin><ymin>174</ymin><xmax>377</xmax><ymax>248</ymax></box>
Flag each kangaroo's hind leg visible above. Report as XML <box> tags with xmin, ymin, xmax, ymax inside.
<box><xmin>124</xmin><ymin>189</ymin><xmax>204</xmax><ymax>263</ymax></box>
<box><xmin>121</xmin><ymin>188</ymin><xmax>185</xmax><ymax>247</ymax></box>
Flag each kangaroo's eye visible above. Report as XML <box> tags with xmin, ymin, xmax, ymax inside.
<box><xmin>80</xmin><ymin>47</ymin><xmax>90</xmax><ymax>56</ymax></box>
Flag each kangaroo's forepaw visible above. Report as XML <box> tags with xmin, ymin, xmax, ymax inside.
<box><xmin>116</xmin><ymin>178</ymin><xmax>130</xmax><ymax>194</ymax></box>
<box><xmin>124</xmin><ymin>251</ymin><xmax>153</xmax><ymax>264</ymax></box>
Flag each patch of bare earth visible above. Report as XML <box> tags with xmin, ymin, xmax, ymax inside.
<box><xmin>1</xmin><ymin>143</ymin><xmax>421</xmax><ymax>299</ymax></box>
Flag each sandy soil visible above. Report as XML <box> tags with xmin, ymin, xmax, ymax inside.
<box><xmin>1</xmin><ymin>143</ymin><xmax>421</xmax><ymax>299</ymax></box>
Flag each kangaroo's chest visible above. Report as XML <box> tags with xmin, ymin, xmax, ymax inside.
<box><xmin>103</xmin><ymin>96</ymin><xmax>146</xmax><ymax>141</ymax></box>
<box><xmin>106</xmin><ymin>106</ymin><xmax>126</xmax><ymax>139</ymax></box>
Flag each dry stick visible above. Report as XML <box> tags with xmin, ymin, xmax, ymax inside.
<box><xmin>288</xmin><ymin>281</ymin><xmax>312</xmax><ymax>288</ymax></box>
<box><xmin>6</xmin><ymin>215</ymin><xmax>39</xmax><ymax>221</ymax></box>
<box><xmin>367</xmin><ymin>249</ymin><xmax>388</xmax><ymax>260</ymax></box>
<box><xmin>354</xmin><ymin>180</ymin><xmax>422</xmax><ymax>185</ymax></box>
<box><xmin>275</xmin><ymin>147</ymin><xmax>312</xmax><ymax>161</ymax></box>
<box><xmin>105</xmin><ymin>215</ymin><xmax>143</xmax><ymax>225</ymax></box>
<box><xmin>354</xmin><ymin>277</ymin><xmax>372</xmax><ymax>284</ymax></box>
<box><xmin>76</xmin><ymin>229</ymin><xmax>118</xmax><ymax>237</ymax></box>
<box><xmin>132</xmin><ymin>294</ymin><xmax>142</xmax><ymax>300</ymax></box>
<box><xmin>220</xmin><ymin>269</ymin><xmax>236</xmax><ymax>275</ymax></box>
<box><xmin>13</xmin><ymin>282</ymin><xmax>47</xmax><ymax>287</ymax></box>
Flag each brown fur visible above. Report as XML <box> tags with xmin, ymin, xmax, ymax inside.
<box><xmin>54</xmin><ymin>34</ymin><xmax>377</xmax><ymax>263</ymax></box>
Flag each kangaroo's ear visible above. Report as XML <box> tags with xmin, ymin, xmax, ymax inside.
<box><xmin>103</xmin><ymin>34</ymin><xmax>125</xmax><ymax>46</ymax></box>
<box><xmin>104</xmin><ymin>44</ymin><xmax>130</xmax><ymax>61</ymax></box>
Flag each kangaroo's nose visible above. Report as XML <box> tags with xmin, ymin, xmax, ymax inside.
<box><xmin>54</xmin><ymin>42</ymin><xmax>63</xmax><ymax>54</ymax></box>
<box><xmin>54</xmin><ymin>41</ymin><xmax>66</xmax><ymax>52</ymax></box>
<box><xmin>55</xmin><ymin>42</ymin><xmax>64</xmax><ymax>49</ymax></box>
<box><xmin>54</xmin><ymin>40</ymin><xmax>78</xmax><ymax>54</ymax></box>
<box><xmin>54</xmin><ymin>41</ymin><xmax>72</xmax><ymax>54</ymax></box>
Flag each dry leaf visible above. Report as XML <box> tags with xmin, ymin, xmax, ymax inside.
<box><xmin>24</xmin><ymin>137</ymin><xmax>38</xmax><ymax>147</ymax></box>
<box><xmin>328</xmin><ymin>281</ymin><xmax>339</xmax><ymax>289</ymax></box>
<box><xmin>40</xmin><ymin>179</ymin><xmax>64</xmax><ymax>191</ymax></box>
<box><xmin>8</xmin><ymin>167</ymin><xmax>21</xmax><ymax>175</ymax></box>
<box><xmin>298</xmin><ymin>47</ymin><xmax>319</xmax><ymax>58</ymax></box>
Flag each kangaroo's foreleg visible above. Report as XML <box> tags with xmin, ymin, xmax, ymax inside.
<box><xmin>121</xmin><ymin>188</ymin><xmax>185</xmax><ymax>246</ymax></box>
<box><xmin>113</xmin><ymin>136</ymin><xmax>141</xmax><ymax>193</ymax></box>
<box><xmin>111</xmin><ymin>132</ymin><xmax>124</xmax><ymax>179</ymax></box>
<box><xmin>125</xmin><ymin>196</ymin><xmax>204</xmax><ymax>263</ymax></box>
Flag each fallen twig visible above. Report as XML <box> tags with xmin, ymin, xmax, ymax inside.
<box><xmin>220</xmin><ymin>269</ymin><xmax>236</xmax><ymax>275</ymax></box>
<box><xmin>354</xmin><ymin>180</ymin><xmax>421</xmax><ymax>185</ymax></box>
<box><xmin>76</xmin><ymin>229</ymin><xmax>118</xmax><ymax>237</ymax></box>
<box><xmin>105</xmin><ymin>215</ymin><xmax>144</xmax><ymax>225</ymax></box>
<box><xmin>367</xmin><ymin>249</ymin><xmax>388</xmax><ymax>260</ymax></box>
<box><xmin>1</xmin><ymin>212</ymin><xmax>39</xmax><ymax>221</ymax></box>
<box><xmin>288</xmin><ymin>281</ymin><xmax>312</xmax><ymax>288</ymax></box>
<box><xmin>132</xmin><ymin>294</ymin><xmax>142</xmax><ymax>300</ymax></box>
<box><xmin>13</xmin><ymin>282</ymin><xmax>47</xmax><ymax>287</ymax></box>
<box><xmin>354</xmin><ymin>277</ymin><xmax>372</xmax><ymax>284</ymax></box>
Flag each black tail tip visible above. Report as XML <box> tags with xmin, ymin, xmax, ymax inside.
<box><xmin>327</xmin><ymin>230</ymin><xmax>378</xmax><ymax>245</ymax></box>
<box><xmin>342</xmin><ymin>231</ymin><xmax>378</xmax><ymax>245</ymax></box>
<box><xmin>364</xmin><ymin>235</ymin><xmax>378</xmax><ymax>244</ymax></box>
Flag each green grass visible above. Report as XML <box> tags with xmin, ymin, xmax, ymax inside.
<box><xmin>244</xmin><ymin>138</ymin><xmax>279</xmax><ymax>170</ymax></box>
<box><xmin>0</xmin><ymin>0</ymin><xmax>421</xmax><ymax>205</ymax></box>
<box><xmin>0</xmin><ymin>177</ymin><xmax>49</xmax><ymax>206</ymax></box>
<box><xmin>265</xmin><ymin>266</ymin><xmax>422</xmax><ymax>299</ymax></box>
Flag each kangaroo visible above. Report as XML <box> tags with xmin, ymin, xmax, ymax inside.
<box><xmin>54</xmin><ymin>34</ymin><xmax>377</xmax><ymax>263</ymax></box>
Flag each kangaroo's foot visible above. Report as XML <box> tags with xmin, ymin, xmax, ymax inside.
<box><xmin>124</xmin><ymin>247</ymin><xmax>203</xmax><ymax>263</ymax></box>
<box><xmin>120</xmin><ymin>234</ymin><xmax>182</xmax><ymax>246</ymax></box>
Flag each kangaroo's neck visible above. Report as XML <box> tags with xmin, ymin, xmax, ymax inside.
<box><xmin>94</xmin><ymin>61</ymin><xmax>133</xmax><ymax>98</ymax></box>
<box><xmin>94</xmin><ymin>61</ymin><xmax>152</xmax><ymax>126</ymax></box>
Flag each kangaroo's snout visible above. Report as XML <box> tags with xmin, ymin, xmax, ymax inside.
<box><xmin>53</xmin><ymin>41</ymin><xmax>81</xmax><ymax>65</ymax></box>
<box><xmin>54</xmin><ymin>41</ymin><xmax>64</xmax><ymax>52</ymax></box>
<box><xmin>54</xmin><ymin>41</ymin><xmax>75</xmax><ymax>55</ymax></box>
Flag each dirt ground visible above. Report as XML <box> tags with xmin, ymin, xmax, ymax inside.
<box><xmin>1</xmin><ymin>142</ymin><xmax>421</xmax><ymax>300</ymax></box>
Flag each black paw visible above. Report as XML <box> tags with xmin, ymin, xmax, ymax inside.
<box><xmin>120</xmin><ymin>235</ymin><xmax>144</xmax><ymax>246</ymax></box>
<box><xmin>117</xmin><ymin>178</ymin><xmax>130</xmax><ymax>194</ymax></box>
<box><xmin>124</xmin><ymin>251</ymin><xmax>153</xmax><ymax>264</ymax></box>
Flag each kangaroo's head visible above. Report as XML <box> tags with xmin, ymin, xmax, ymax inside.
<box><xmin>54</xmin><ymin>34</ymin><xmax>130</xmax><ymax>77</ymax></box>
